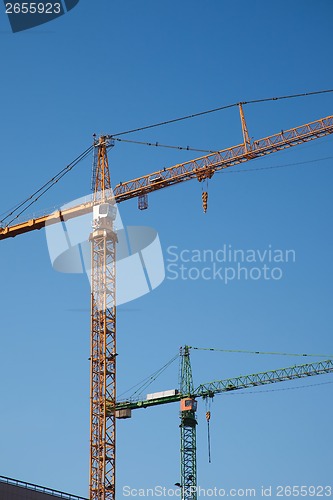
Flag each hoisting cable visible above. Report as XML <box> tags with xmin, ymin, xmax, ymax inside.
<box><xmin>206</xmin><ymin>409</ymin><xmax>212</xmax><ymax>463</ymax></box>
<box><xmin>207</xmin><ymin>412</ymin><xmax>211</xmax><ymax>463</ymax></box>
<box><xmin>110</xmin><ymin>89</ymin><xmax>333</xmax><ymax>138</ymax></box>
<box><xmin>190</xmin><ymin>347</ymin><xmax>333</xmax><ymax>358</ymax></box>
<box><xmin>117</xmin><ymin>352</ymin><xmax>179</xmax><ymax>401</ymax></box>
<box><xmin>222</xmin><ymin>379</ymin><xmax>333</xmax><ymax>397</ymax></box>
<box><xmin>218</xmin><ymin>156</ymin><xmax>333</xmax><ymax>176</ymax></box>
<box><xmin>4</xmin><ymin>144</ymin><xmax>330</xmax><ymax>226</ymax></box>
<box><xmin>113</xmin><ymin>137</ymin><xmax>217</xmax><ymax>154</ymax></box>
<box><xmin>0</xmin><ymin>144</ymin><xmax>94</xmax><ymax>226</ymax></box>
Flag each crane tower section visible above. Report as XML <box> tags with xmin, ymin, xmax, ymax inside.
<box><xmin>180</xmin><ymin>346</ymin><xmax>198</xmax><ymax>500</ymax></box>
<box><xmin>90</xmin><ymin>137</ymin><xmax>117</xmax><ymax>500</ymax></box>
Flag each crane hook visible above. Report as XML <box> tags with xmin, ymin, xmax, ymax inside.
<box><xmin>206</xmin><ymin>410</ymin><xmax>211</xmax><ymax>463</ymax></box>
<box><xmin>202</xmin><ymin>191</ymin><xmax>208</xmax><ymax>213</ymax></box>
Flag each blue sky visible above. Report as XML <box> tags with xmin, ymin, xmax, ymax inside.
<box><xmin>0</xmin><ymin>1</ymin><xmax>333</xmax><ymax>498</ymax></box>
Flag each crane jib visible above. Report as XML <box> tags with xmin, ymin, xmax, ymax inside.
<box><xmin>0</xmin><ymin>115</ymin><xmax>332</xmax><ymax>240</ymax></box>
<box><xmin>113</xmin><ymin>358</ymin><xmax>333</xmax><ymax>413</ymax></box>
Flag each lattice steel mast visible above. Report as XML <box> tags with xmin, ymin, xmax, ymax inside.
<box><xmin>179</xmin><ymin>346</ymin><xmax>198</xmax><ymax>500</ymax></box>
<box><xmin>90</xmin><ymin>136</ymin><xmax>117</xmax><ymax>500</ymax></box>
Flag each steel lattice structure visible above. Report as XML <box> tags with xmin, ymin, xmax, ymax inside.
<box><xmin>115</xmin><ymin>358</ymin><xmax>333</xmax><ymax>412</ymax></box>
<box><xmin>89</xmin><ymin>138</ymin><xmax>117</xmax><ymax>500</ymax></box>
<box><xmin>179</xmin><ymin>346</ymin><xmax>197</xmax><ymax>500</ymax></box>
<box><xmin>1</xmin><ymin>108</ymin><xmax>333</xmax><ymax>499</ymax></box>
<box><xmin>1</xmin><ymin>112</ymin><xmax>333</xmax><ymax>241</ymax></box>
<box><xmin>180</xmin><ymin>420</ymin><xmax>197</xmax><ymax>500</ymax></box>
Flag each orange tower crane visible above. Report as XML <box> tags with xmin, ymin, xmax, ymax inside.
<box><xmin>0</xmin><ymin>106</ymin><xmax>332</xmax><ymax>500</ymax></box>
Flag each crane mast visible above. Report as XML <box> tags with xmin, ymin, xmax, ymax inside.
<box><xmin>179</xmin><ymin>346</ymin><xmax>197</xmax><ymax>500</ymax></box>
<box><xmin>90</xmin><ymin>137</ymin><xmax>117</xmax><ymax>500</ymax></box>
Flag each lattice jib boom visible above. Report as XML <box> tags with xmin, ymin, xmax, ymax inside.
<box><xmin>114</xmin><ymin>358</ymin><xmax>333</xmax><ymax>411</ymax></box>
<box><xmin>1</xmin><ymin>115</ymin><xmax>332</xmax><ymax>240</ymax></box>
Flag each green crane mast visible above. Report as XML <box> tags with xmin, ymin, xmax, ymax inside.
<box><xmin>114</xmin><ymin>351</ymin><xmax>333</xmax><ymax>498</ymax></box>
<box><xmin>179</xmin><ymin>346</ymin><xmax>197</xmax><ymax>500</ymax></box>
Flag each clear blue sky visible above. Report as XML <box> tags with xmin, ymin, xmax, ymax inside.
<box><xmin>0</xmin><ymin>1</ymin><xmax>333</xmax><ymax>498</ymax></box>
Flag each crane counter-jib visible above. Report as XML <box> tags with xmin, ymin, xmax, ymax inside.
<box><xmin>113</xmin><ymin>393</ymin><xmax>182</xmax><ymax>412</ymax></box>
<box><xmin>0</xmin><ymin>201</ymin><xmax>94</xmax><ymax>240</ymax></box>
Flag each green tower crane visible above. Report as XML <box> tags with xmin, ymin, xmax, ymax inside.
<box><xmin>114</xmin><ymin>348</ymin><xmax>333</xmax><ymax>499</ymax></box>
